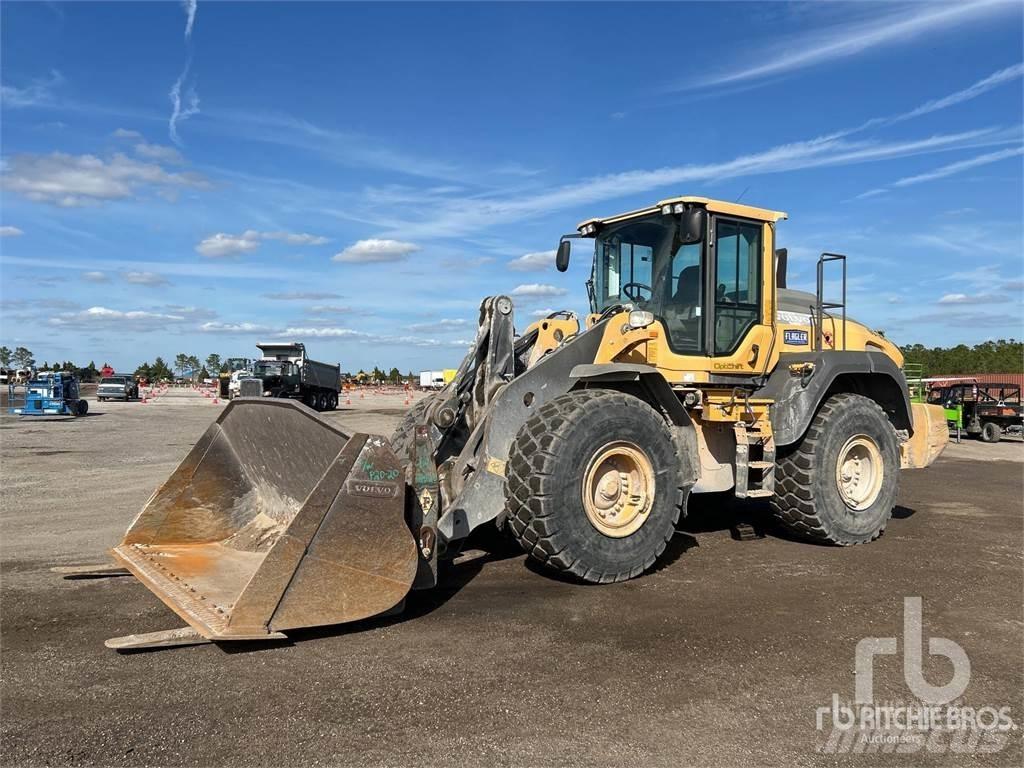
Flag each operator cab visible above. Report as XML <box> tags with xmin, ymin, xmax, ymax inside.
<box><xmin>557</xmin><ymin>196</ymin><xmax>787</xmax><ymax>357</ymax></box>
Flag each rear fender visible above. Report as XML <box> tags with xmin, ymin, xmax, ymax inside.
<box><xmin>755</xmin><ymin>351</ymin><xmax>913</xmax><ymax>447</ymax></box>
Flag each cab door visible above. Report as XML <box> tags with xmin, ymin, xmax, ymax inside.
<box><xmin>705</xmin><ymin>216</ymin><xmax>773</xmax><ymax>371</ymax></box>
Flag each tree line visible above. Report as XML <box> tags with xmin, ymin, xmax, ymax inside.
<box><xmin>354</xmin><ymin>367</ymin><xmax>416</xmax><ymax>384</ymax></box>
<box><xmin>0</xmin><ymin>346</ymin><xmax>419</xmax><ymax>385</ymax></box>
<box><xmin>900</xmin><ymin>339</ymin><xmax>1022</xmax><ymax>375</ymax></box>
<box><xmin>6</xmin><ymin>340</ymin><xmax>1021</xmax><ymax>384</ymax></box>
<box><xmin>0</xmin><ymin>346</ymin><xmax>108</xmax><ymax>382</ymax></box>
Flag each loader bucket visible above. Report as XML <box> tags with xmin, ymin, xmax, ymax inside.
<box><xmin>111</xmin><ymin>398</ymin><xmax>417</xmax><ymax>641</ymax></box>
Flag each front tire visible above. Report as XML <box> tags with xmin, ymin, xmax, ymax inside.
<box><xmin>771</xmin><ymin>393</ymin><xmax>899</xmax><ymax>545</ymax></box>
<box><xmin>504</xmin><ymin>389</ymin><xmax>688</xmax><ymax>584</ymax></box>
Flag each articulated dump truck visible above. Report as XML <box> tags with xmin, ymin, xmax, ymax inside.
<box><xmin>68</xmin><ymin>196</ymin><xmax>948</xmax><ymax>650</ymax></box>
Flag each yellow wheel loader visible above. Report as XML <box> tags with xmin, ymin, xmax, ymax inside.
<box><xmin>69</xmin><ymin>196</ymin><xmax>948</xmax><ymax>650</ymax></box>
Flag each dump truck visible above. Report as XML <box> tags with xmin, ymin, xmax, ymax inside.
<box><xmin>239</xmin><ymin>342</ymin><xmax>340</xmax><ymax>411</ymax></box>
<box><xmin>69</xmin><ymin>196</ymin><xmax>948</xmax><ymax>650</ymax></box>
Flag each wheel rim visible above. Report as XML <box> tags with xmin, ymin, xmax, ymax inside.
<box><xmin>582</xmin><ymin>441</ymin><xmax>655</xmax><ymax>538</ymax></box>
<box><xmin>835</xmin><ymin>434</ymin><xmax>883</xmax><ymax>511</ymax></box>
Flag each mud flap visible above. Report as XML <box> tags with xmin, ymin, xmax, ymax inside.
<box><xmin>110</xmin><ymin>399</ymin><xmax>418</xmax><ymax>641</ymax></box>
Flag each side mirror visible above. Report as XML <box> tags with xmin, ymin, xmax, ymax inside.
<box><xmin>679</xmin><ymin>208</ymin><xmax>706</xmax><ymax>245</ymax></box>
<box><xmin>556</xmin><ymin>240</ymin><xmax>571</xmax><ymax>272</ymax></box>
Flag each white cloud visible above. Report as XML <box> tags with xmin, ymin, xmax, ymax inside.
<box><xmin>123</xmin><ymin>270</ymin><xmax>171</xmax><ymax>287</ymax></box>
<box><xmin>0</xmin><ymin>226</ymin><xmax>24</xmax><ymax>237</ymax></box>
<box><xmin>196</xmin><ymin>230</ymin><xmax>330</xmax><ymax>258</ymax></box>
<box><xmin>182</xmin><ymin>0</ymin><xmax>197</xmax><ymax>39</ymax></box>
<box><xmin>937</xmin><ymin>293</ymin><xmax>975</xmax><ymax>305</ymax></box>
<box><xmin>196</xmin><ymin>230</ymin><xmax>261</xmax><ymax>258</ymax></box>
<box><xmin>892</xmin><ymin>147</ymin><xmax>1024</xmax><ymax>188</ymax></box>
<box><xmin>200</xmin><ymin>108</ymin><xmax>463</xmax><ymax>181</ymax></box>
<box><xmin>383</xmin><ymin>127</ymin><xmax>1016</xmax><ymax>240</ymax></box>
<box><xmin>263</xmin><ymin>291</ymin><xmax>342</xmax><ymax>300</ymax></box>
<box><xmin>133</xmin><ymin>141</ymin><xmax>185</xmax><ymax>164</ymax></box>
<box><xmin>407</xmin><ymin>318</ymin><xmax>471</xmax><ymax>333</ymax></box>
<box><xmin>261</xmin><ymin>231</ymin><xmax>329</xmax><ymax>245</ymax></box>
<box><xmin>511</xmin><ymin>284</ymin><xmax>568</xmax><ymax>298</ymax></box>
<box><xmin>81</xmin><ymin>271</ymin><xmax>109</xmax><ymax>283</ymax></box>
<box><xmin>278</xmin><ymin>326</ymin><xmax>470</xmax><ymax>348</ymax></box>
<box><xmin>1</xmin><ymin>70</ymin><xmax>63</xmax><ymax>108</ymax></box>
<box><xmin>895</xmin><ymin>63</ymin><xmax>1024</xmax><ymax>123</ymax></box>
<box><xmin>2</xmin><ymin>151</ymin><xmax>208</xmax><ymax>207</ymax></box>
<box><xmin>943</xmin><ymin>264</ymin><xmax>1006</xmax><ymax>286</ymax></box>
<box><xmin>200</xmin><ymin>321</ymin><xmax>272</xmax><ymax>334</ymax></box>
<box><xmin>112</xmin><ymin>128</ymin><xmax>143</xmax><ymax>140</ymax></box>
<box><xmin>309</xmin><ymin>304</ymin><xmax>355</xmax><ymax>314</ymax></box>
<box><xmin>50</xmin><ymin>306</ymin><xmax>187</xmax><ymax>331</ymax></box>
<box><xmin>531</xmin><ymin>308</ymin><xmax>558</xmax><ymax>318</ymax></box>
<box><xmin>909</xmin><ymin>309</ymin><xmax>1019</xmax><ymax>329</ymax></box>
<box><xmin>855</xmin><ymin>188</ymin><xmax>887</xmax><ymax>200</ymax></box>
<box><xmin>675</xmin><ymin>1</ymin><xmax>1013</xmax><ymax>90</ymax></box>
<box><xmin>937</xmin><ymin>293</ymin><xmax>1008</xmax><ymax>305</ymax></box>
<box><xmin>279</xmin><ymin>326</ymin><xmax>368</xmax><ymax>339</ymax></box>
<box><xmin>332</xmin><ymin>238</ymin><xmax>420</xmax><ymax>263</ymax></box>
<box><xmin>168</xmin><ymin>63</ymin><xmax>200</xmax><ymax>147</ymax></box>
<box><xmin>508</xmin><ymin>250</ymin><xmax>556</xmax><ymax>272</ymax></box>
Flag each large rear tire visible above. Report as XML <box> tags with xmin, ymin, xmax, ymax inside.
<box><xmin>771</xmin><ymin>393</ymin><xmax>899</xmax><ymax>545</ymax></box>
<box><xmin>504</xmin><ymin>389</ymin><xmax>687</xmax><ymax>584</ymax></box>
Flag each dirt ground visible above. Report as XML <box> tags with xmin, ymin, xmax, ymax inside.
<box><xmin>2</xmin><ymin>388</ymin><xmax>1021</xmax><ymax>767</ymax></box>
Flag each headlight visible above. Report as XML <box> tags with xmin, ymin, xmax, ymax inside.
<box><xmin>661</xmin><ymin>204</ymin><xmax>672</xmax><ymax>215</ymax></box>
<box><xmin>628</xmin><ymin>310</ymin><xmax>654</xmax><ymax>329</ymax></box>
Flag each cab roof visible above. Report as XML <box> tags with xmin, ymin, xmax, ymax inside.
<box><xmin>577</xmin><ymin>195</ymin><xmax>788</xmax><ymax>231</ymax></box>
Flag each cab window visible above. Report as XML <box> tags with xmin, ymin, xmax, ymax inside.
<box><xmin>597</xmin><ymin>237</ymin><xmax>654</xmax><ymax>305</ymax></box>
<box><xmin>714</xmin><ymin>219</ymin><xmax>762</xmax><ymax>355</ymax></box>
<box><xmin>662</xmin><ymin>242</ymin><xmax>703</xmax><ymax>353</ymax></box>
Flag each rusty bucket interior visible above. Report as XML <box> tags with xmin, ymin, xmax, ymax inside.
<box><xmin>112</xmin><ymin>398</ymin><xmax>417</xmax><ymax>640</ymax></box>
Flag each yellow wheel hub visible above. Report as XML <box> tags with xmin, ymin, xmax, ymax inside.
<box><xmin>835</xmin><ymin>434</ymin><xmax>884</xmax><ymax>511</ymax></box>
<box><xmin>582</xmin><ymin>441</ymin><xmax>655</xmax><ymax>538</ymax></box>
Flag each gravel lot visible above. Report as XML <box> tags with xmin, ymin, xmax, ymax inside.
<box><xmin>2</xmin><ymin>388</ymin><xmax>1021</xmax><ymax>767</ymax></box>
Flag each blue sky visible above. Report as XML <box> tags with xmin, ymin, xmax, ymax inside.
<box><xmin>1</xmin><ymin>1</ymin><xmax>1022</xmax><ymax>372</ymax></box>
